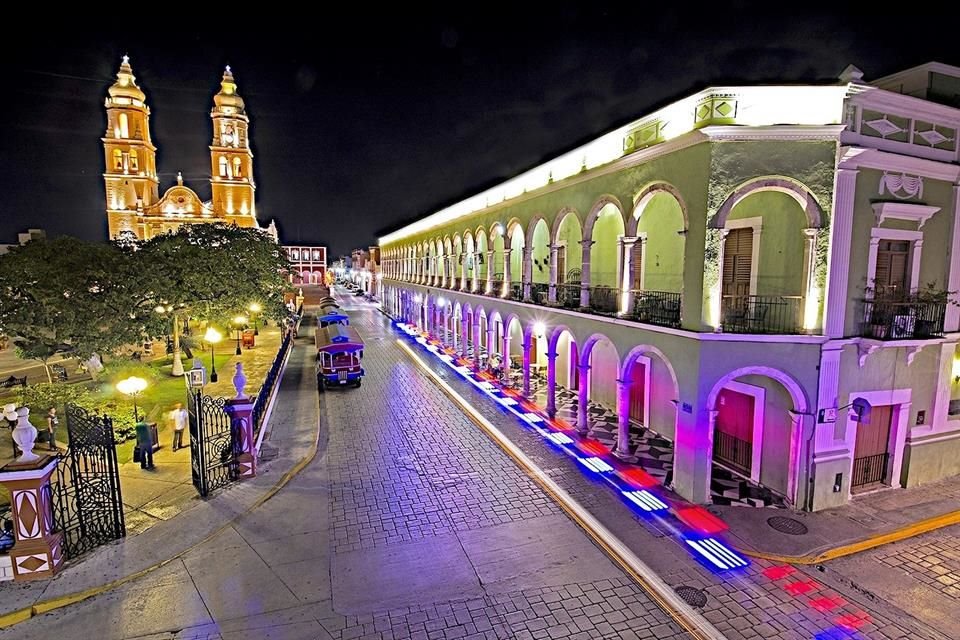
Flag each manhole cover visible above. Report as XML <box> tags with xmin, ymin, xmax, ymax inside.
<box><xmin>767</xmin><ymin>516</ymin><xmax>808</xmax><ymax>535</ymax></box>
<box><xmin>674</xmin><ymin>585</ymin><xmax>708</xmax><ymax>608</ymax></box>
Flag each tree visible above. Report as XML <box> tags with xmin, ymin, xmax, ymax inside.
<box><xmin>138</xmin><ymin>223</ymin><xmax>291</xmax><ymax>327</ymax></box>
<box><xmin>0</xmin><ymin>237</ymin><xmax>154</xmax><ymax>381</ymax></box>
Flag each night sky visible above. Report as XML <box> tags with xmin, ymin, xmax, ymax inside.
<box><xmin>0</xmin><ymin>7</ymin><xmax>955</xmax><ymax>257</ymax></box>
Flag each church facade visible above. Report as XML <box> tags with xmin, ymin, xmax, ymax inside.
<box><xmin>103</xmin><ymin>57</ymin><xmax>259</xmax><ymax>240</ymax></box>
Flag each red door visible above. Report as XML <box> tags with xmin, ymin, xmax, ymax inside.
<box><xmin>714</xmin><ymin>388</ymin><xmax>754</xmax><ymax>475</ymax></box>
<box><xmin>628</xmin><ymin>360</ymin><xmax>646</xmax><ymax>424</ymax></box>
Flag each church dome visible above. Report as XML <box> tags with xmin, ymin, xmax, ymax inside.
<box><xmin>107</xmin><ymin>56</ymin><xmax>146</xmax><ymax>103</ymax></box>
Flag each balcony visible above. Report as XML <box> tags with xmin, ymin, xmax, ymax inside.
<box><xmin>508</xmin><ymin>283</ymin><xmax>523</xmax><ymax>301</ymax></box>
<box><xmin>530</xmin><ymin>282</ymin><xmax>549</xmax><ymax>304</ymax></box>
<box><xmin>720</xmin><ymin>295</ymin><xmax>804</xmax><ymax>335</ymax></box>
<box><xmin>630</xmin><ymin>290</ymin><xmax>682</xmax><ymax>329</ymax></box>
<box><xmin>487</xmin><ymin>278</ymin><xmax>503</xmax><ymax>297</ymax></box>
<box><xmin>859</xmin><ymin>298</ymin><xmax>946</xmax><ymax>340</ymax></box>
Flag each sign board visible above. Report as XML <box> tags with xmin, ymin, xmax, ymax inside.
<box><xmin>818</xmin><ymin>408</ymin><xmax>837</xmax><ymax>424</ymax></box>
<box><xmin>186</xmin><ymin>367</ymin><xmax>205</xmax><ymax>389</ymax></box>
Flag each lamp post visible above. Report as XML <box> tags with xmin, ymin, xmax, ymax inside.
<box><xmin>248</xmin><ymin>302</ymin><xmax>262</xmax><ymax>335</ymax></box>
<box><xmin>117</xmin><ymin>376</ymin><xmax>148</xmax><ymax>422</ymax></box>
<box><xmin>205</xmin><ymin>327</ymin><xmax>222</xmax><ymax>383</ymax></box>
<box><xmin>233</xmin><ymin>316</ymin><xmax>247</xmax><ymax>356</ymax></box>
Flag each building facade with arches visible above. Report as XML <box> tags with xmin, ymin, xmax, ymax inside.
<box><xmin>378</xmin><ymin>62</ymin><xmax>960</xmax><ymax>511</ymax></box>
<box><xmin>103</xmin><ymin>57</ymin><xmax>260</xmax><ymax>241</ymax></box>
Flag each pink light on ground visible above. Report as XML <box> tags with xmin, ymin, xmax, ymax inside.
<box><xmin>784</xmin><ymin>580</ymin><xmax>817</xmax><ymax>597</ymax></box>
<box><xmin>673</xmin><ymin>505</ymin><xmax>729</xmax><ymax>535</ymax></box>
<box><xmin>761</xmin><ymin>565</ymin><xmax>797</xmax><ymax>580</ymax></box>
<box><xmin>835</xmin><ymin>612</ymin><xmax>870</xmax><ymax>630</ymax></box>
<box><xmin>810</xmin><ymin>596</ymin><xmax>845</xmax><ymax>612</ymax></box>
<box><xmin>619</xmin><ymin>468</ymin><xmax>659</xmax><ymax>489</ymax></box>
<box><xmin>578</xmin><ymin>439</ymin><xmax>609</xmax><ymax>457</ymax></box>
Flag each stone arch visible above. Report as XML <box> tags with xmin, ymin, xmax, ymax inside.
<box><xmin>707</xmin><ymin>366</ymin><xmax>808</xmax><ymax>415</ymax></box>
<box><xmin>551</xmin><ymin>207</ymin><xmax>583</xmax><ymax>241</ymax></box>
<box><xmin>710</xmin><ymin>176</ymin><xmax>824</xmax><ymax>229</ymax></box>
<box><xmin>582</xmin><ymin>194</ymin><xmax>626</xmax><ymax>241</ymax></box>
<box><xmin>627</xmin><ymin>181</ymin><xmax>690</xmax><ymax>235</ymax></box>
<box><xmin>582</xmin><ymin>196</ymin><xmax>626</xmax><ymax>294</ymax></box>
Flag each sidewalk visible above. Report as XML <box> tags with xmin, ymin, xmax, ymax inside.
<box><xmin>0</xmin><ymin>316</ymin><xmax>320</xmax><ymax>627</ymax></box>
<box><xmin>717</xmin><ymin>475</ymin><xmax>960</xmax><ymax>563</ymax></box>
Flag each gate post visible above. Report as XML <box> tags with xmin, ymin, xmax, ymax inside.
<box><xmin>224</xmin><ymin>399</ymin><xmax>256</xmax><ymax>478</ymax></box>
<box><xmin>0</xmin><ymin>409</ymin><xmax>64</xmax><ymax>580</ymax></box>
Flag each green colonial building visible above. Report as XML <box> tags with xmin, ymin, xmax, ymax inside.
<box><xmin>376</xmin><ymin>62</ymin><xmax>960</xmax><ymax>511</ymax></box>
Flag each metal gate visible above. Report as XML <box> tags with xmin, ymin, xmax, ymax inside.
<box><xmin>187</xmin><ymin>390</ymin><xmax>238</xmax><ymax>497</ymax></box>
<box><xmin>50</xmin><ymin>405</ymin><xmax>126</xmax><ymax>559</ymax></box>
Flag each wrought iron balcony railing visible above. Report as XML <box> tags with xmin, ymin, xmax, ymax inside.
<box><xmin>859</xmin><ymin>298</ymin><xmax>946</xmax><ymax>340</ymax></box>
<box><xmin>720</xmin><ymin>295</ymin><xmax>804</xmax><ymax>334</ymax></box>
<box><xmin>713</xmin><ymin>429</ymin><xmax>752</xmax><ymax>476</ymax></box>
<box><xmin>556</xmin><ymin>283</ymin><xmax>581</xmax><ymax>309</ymax></box>
<box><xmin>631</xmin><ymin>290</ymin><xmax>682</xmax><ymax>329</ymax></box>
<box><xmin>530</xmin><ymin>282</ymin><xmax>549</xmax><ymax>304</ymax></box>
<box><xmin>588</xmin><ymin>286</ymin><xmax>619</xmax><ymax>314</ymax></box>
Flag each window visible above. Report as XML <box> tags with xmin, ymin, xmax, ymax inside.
<box><xmin>112</xmin><ymin>149</ymin><xmax>123</xmax><ymax>171</ymax></box>
<box><xmin>118</xmin><ymin>113</ymin><xmax>129</xmax><ymax>139</ymax></box>
<box><xmin>874</xmin><ymin>240</ymin><xmax>909</xmax><ymax>299</ymax></box>
<box><xmin>219</xmin><ymin>156</ymin><xmax>228</xmax><ymax>178</ymax></box>
<box><xmin>631</xmin><ymin>241</ymin><xmax>643</xmax><ymax>290</ymax></box>
<box><xmin>232</xmin><ymin>157</ymin><xmax>242</xmax><ymax>178</ymax></box>
<box><xmin>722</xmin><ymin>227</ymin><xmax>753</xmax><ymax>298</ymax></box>
<box><xmin>129</xmin><ymin>149</ymin><xmax>139</xmax><ymax>172</ymax></box>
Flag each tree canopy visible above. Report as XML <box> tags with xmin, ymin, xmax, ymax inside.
<box><xmin>0</xmin><ymin>224</ymin><xmax>292</xmax><ymax>373</ymax></box>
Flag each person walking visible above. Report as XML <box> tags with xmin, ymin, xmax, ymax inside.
<box><xmin>45</xmin><ymin>407</ymin><xmax>59</xmax><ymax>451</ymax></box>
<box><xmin>171</xmin><ymin>403</ymin><xmax>188</xmax><ymax>451</ymax></box>
<box><xmin>135</xmin><ymin>421</ymin><xmax>155</xmax><ymax>470</ymax></box>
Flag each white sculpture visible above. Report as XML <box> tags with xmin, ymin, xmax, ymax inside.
<box><xmin>233</xmin><ymin>362</ymin><xmax>248</xmax><ymax>399</ymax></box>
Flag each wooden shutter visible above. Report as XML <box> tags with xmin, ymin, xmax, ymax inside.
<box><xmin>631</xmin><ymin>242</ymin><xmax>643</xmax><ymax>290</ymax></box>
<box><xmin>557</xmin><ymin>248</ymin><xmax>566</xmax><ymax>284</ymax></box>
<box><xmin>875</xmin><ymin>241</ymin><xmax>909</xmax><ymax>298</ymax></box>
<box><xmin>722</xmin><ymin>228</ymin><xmax>753</xmax><ymax>296</ymax></box>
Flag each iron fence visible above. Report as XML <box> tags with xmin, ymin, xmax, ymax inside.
<box><xmin>713</xmin><ymin>429</ymin><xmax>752</xmax><ymax>476</ymax></box>
<box><xmin>252</xmin><ymin>332</ymin><xmax>292</xmax><ymax>437</ymax></box>
<box><xmin>588</xmin><ymin>286</ymin><xmax>619</xmax><ymax>313</ymax></box>
<box><xmin>851</xmin><ymin>452</ymin><xmax>889</xmax><ymax>488</ymax></box>
<box><xmin>530</xmin><ymin>282</ymin><xmax>549</xmax><ymax>305</ymax></box>
<box><xmin>631</xmin><ymin>290</ymin><xmax>682</xmax><ymax>328</ymax></box>
<box><xmin>557</xmin><ymin>283</ymin><xmax>581</xmax><ymax>309</ymax></box>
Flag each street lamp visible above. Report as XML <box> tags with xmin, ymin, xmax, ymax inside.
<box><xmin>248</xmin><ymin>302</ymin><xmax>262</xmax><ymax>335</ymax></box>
<box><xmin>233</xmin><ymin>316</ymin><xmax>248</xmax><ymax>355</ymax></box>
<box><xmin>117</xmin><ymin>376</ymin><xmax>148</xmax><ymax>422</ymax></box>
<box><xmin>204</xmin><ymin>327</ymin><xmax>222</xmax><ymax>383</ymax></box>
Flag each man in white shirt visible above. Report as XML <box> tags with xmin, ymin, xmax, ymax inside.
<box><xmin>171</xmin><ymin>403</ymin><xmax>188</xmax><ymax>451</ymax></box>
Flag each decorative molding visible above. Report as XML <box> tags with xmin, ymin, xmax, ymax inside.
<box><xmin>858</xmin><ymin>341</ymin><xmax>880</xmax><ymax>368</ymax></box>
<box><xmin>838</xmin><ymin>146</ymin><xmax>960</xmax><ymax>182</ymax></box>
<box><xmin>871</xmin><ymin>202</ymin><xmax>940</xmax><ymax>228</ymax></box>
<box><xmin>878</xmin><ymin>172</ymin><xmax>923</xmax><ymax>200</ymax></box>
<box><xmin>699</xmin><ymin>125</ymin><xmax>846</xmax><ymax>141</ymax></box>
<box><xmin>905</xmin><ymin>344</ymin><xmax>926</xmax><ymax>366</ymax></box>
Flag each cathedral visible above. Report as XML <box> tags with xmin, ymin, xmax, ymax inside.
<box><xmin>103</xmin><ymin>57</ymin><xmax>267</xmax><ymax>240</ymax></box>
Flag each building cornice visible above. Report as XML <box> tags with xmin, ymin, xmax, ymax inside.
<box><xmin>699</xmin><ymin>124</ymin><xmax>847</xmax><ymax>141</ymax></box>
<box><xmin>837</xmin><ymin>146</ymin><xmax>960</xmax><ymax>182</ymax></box>
<box><xmin>847</xmin><ymin>84</ymin><xmax>960</xmax><ymax>127</ymax></box>
<box><xmin>101</xmin><ymin>137</ymin><xmax>158</xmax><ymax>152</ymax></box>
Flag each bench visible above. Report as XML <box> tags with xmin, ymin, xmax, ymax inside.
<box><xmin>50</xmin><ymin>364</ymin><xmax>68</xmax><ymax>382</ymax></box>
<box><xmin>0</xmin><ymin>375</ymin><xmax>26</xmax><ymax>389</ymax></box>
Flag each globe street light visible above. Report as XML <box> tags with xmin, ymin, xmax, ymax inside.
<box><xmin>233</xmin><ymin>316</ymin><xmax>248</xmax><ymax>355</ymax></box>
<box><xmin>204</xmin><ymin>327</ymin><xmax>222</xmax><ymax>383</ymax></box>
<box><xmin>248</xmin><ymin>302</ymin><xmax>262</xmax><ymax>335</ymax></box>
<box><xmin>117</xmin><ymin>376</ymin><xmax>148</xmax><ymax>422</ymax></box>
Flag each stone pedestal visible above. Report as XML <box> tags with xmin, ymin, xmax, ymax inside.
<box><xmin>0</xmin><ymin>457</ymin><xmax>64</xmax><ymax>581</ymax></box>
<box><xmin>224</xmin><ymin>399</ymin><xmax>257</xmax><ymax>479</ymax></box>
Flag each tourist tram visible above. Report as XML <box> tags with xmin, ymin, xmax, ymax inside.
<box><xmin>317</xmin><ymin>305</ymin><xmax>349</xmax><ymax>328</ymax></box>
<box><xmin>315</xmin><ymin>323</ymin><xmax>365</xmax><ymax>389</ymax></box>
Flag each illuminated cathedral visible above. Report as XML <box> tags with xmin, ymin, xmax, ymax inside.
<box><xmin>103</xmin><ymin>57</ymin><xmax>266</xmax><ymax>240</ymax></box>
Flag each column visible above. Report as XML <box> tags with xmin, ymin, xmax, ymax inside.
<box><xmin>614</xmin><ymin>378</ymin><xmax>633</xmax><ymax>458</ymax></box>
<box><xmin>472</xmin><ymin>252</ymin><xmax>481</xmax><ymax>292</ymax></box>
<box><xmin>502</xmin><ymin>332</ymin><xmax>512</xmax><ymax>378</ymax></box>
<box><xmin>802</xmin><ymin>228</ymin><xmax>819</xmax><ymax>330</ymax></box>
<box><xmin>224</xmin><ymin>395</ymin><xmax>257</xmax><ymax>479</ymax></box>
<box><xmin>823</xmin><ymin>168</ymin><xmax>859</xmax><ymax>337</ymax></box>
<box><xmin>620</xmin><ymin>236</ymin><xmax>639</xmax><ymax>316</ymax></box>
<box><xmin>460</xmin><ymin>312</ymin><xmax>469</xmax><ymax>357</ymax></box>
<box><xmin>546</xmin><ymin>350</ymin><xmax>558</xmax><ymax>417</ymax></box>
<box><xmin>576</xmin><ymin>363</ymin><xmax>590</xmax><ymax>435</ymax></box>
<box><xmin>522</xmin><ymin>337</ymin><xmax>532</xmax><ymax>396</ymax></box>
<box><xmin>460</xmin><ymin>255</ymin><xmax>468</xmax><ymax>291</ymax></box>
<box><xmin>472</xmin><ymin>315</ymin><xmax>482</xmax><ymax>369</ymax></box>
<box><xmin>548</xmin><ymin>244</ymin><xmax>560</xmax><ymax>303</ymax></box>
<box><xmin>502</xmin><ymin>248</ymin><xmax>513</xmax><ymax>298</ymax></box>
<box><xmin>579</xmin><ymin>239</ymin><xmax>595</xmax><ymax>308</ymax></box>
<box><xmin>947</xmin><ymin>185</ymin><xmax>960</xmax><ymax>331</ymax></box>
<box><xmin>486</xmin><ymin>250</ymin><xmax>495</xmax><ymax>294</ymax></box>
<box><xmin>522</xmin><ymin>246</ymin><xmax>533</xmax><ymax>301</ymax></box>
<box><xmin>485</xmin><ymin>323</ymin><xmax>496</xmax><ymax>370</ymax></box>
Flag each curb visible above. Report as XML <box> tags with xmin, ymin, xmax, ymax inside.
<box><xmin>253</xmin><ymin>334</ymin><xmax>296</xmax><ymax>456</ymax></box>
<box><xmin>738</xmin><ymin>509</ymin><xmax>960</xmax><ymax>565</ymax></box>
<box><xmin>0</xmin><ymin>386</ymin><xmax>322</xmax><ymax>630</ymax></box>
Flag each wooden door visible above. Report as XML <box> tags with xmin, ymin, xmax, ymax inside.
<box><xmin>722</xmin><ymin>228</ymin><xmax>753</xmax><ymax>298</ymax></box>
<box><xmin>628</xmin><ymin>360</ymin><xmax>646</xmax><ymax>423</ymax></box>
<box><xmin>714</xmin><ymin>388</ymin><xmax>754</xmax><ymax>474</ymax></box>
<box><xmin>875</xmin><ymin>241</ymin><xmax>909</xmax><ymax>299</ymax></box>
<box><xmin>631</xmin><ymin>242</ymin><xmax>643</xmax><ymax>291</ymax></box>
<box><xmin>852</xmin><ymin>404</ymin><xmax>892</xmax><ymax>488</ymax></box>
<box><xmin>557</xmin><ymin>248</ymin><xmax>566</xmax><ymax>284</ymax></box>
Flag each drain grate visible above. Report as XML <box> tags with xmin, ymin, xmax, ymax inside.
<box><xmin>767</xmin><ymin>516</ymin><xmax>808</xmax><ymax>535</ymax></box>
<box><xmin>674</xmin><ymin>585</ymin><xmax>708</xmax><ymax>608</ymax></box>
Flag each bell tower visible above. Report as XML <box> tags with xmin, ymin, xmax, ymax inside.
<box><xmin>103</xmin><ymin>56</ymin><xmax>159</xmax><ymax>239</ymax></box>
<box><xmin>210</xmin><ymin>66</ymin><xmax>256</xmax><ymax>223</ymax></box>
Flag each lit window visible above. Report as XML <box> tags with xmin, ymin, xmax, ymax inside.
<box><xmin>233</xmin><ymin>157</ymin><xmax>242</xmax><ymax>178</ymax></box>
<box><xmin>118</xmin><ymin>113</ymin><xmax>129</xmax><ymax>138</ymax></box>
<box><xmin>129</xmin><ymin>149</ymin><xmax>139</xmax><ymax>172</ymax></box>
<box><xmin>219</xmin><ymin>156</ymin><xmax>228</xmax><ymax>178</ymax></box>
<box><xmin>113</xmin><ymin>149</ymin><xmax>123</xmax><ymax>171</ymax></box>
